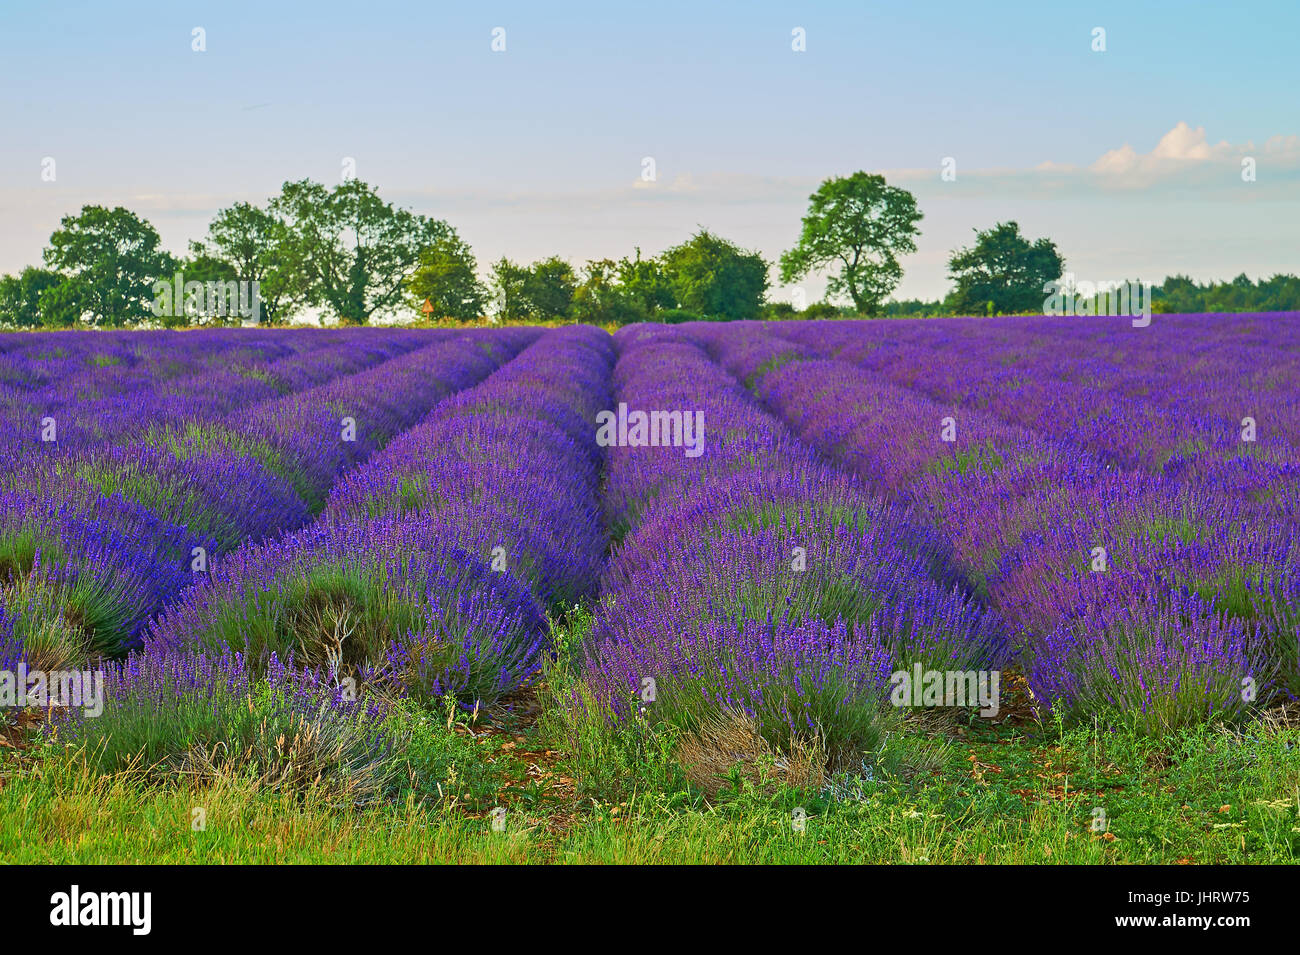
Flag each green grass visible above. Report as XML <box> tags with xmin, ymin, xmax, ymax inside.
<box><xmin>5</xmin><ymin>704</ymin><xmax>1298</xmax><ymax>863</ymax></box>
<box><xmin>4</xmin><ymin>610</ymin><xmax>1298</xmax><ymax>864</ymax></box>
<box><xmin>0</xmin><ymin>756</ymin><xmax>535</xmax><ymax>864</ymax></box>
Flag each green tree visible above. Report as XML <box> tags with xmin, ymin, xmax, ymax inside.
<box><xmin>780</xmin><ymin>172</ymin><xmax>922</xmax><ymax>316</ymax></box>
<box><xmin>573</xmin><ymin>258</ymin><xmax>622</xmax><ymax>324</ymax></box>
<box><xmin>35</xmin><ymin>276</ymin><xmax>97</xmax><ymax>328</ymax></box>
<box><xmin>489</xmin><ymin>257</ymin><xmax>531</xmax><ymax>320</ymax></box>
<box><xmin>0</xmin><ymin>267</ymin><xmax>65</xmax><ymax>327</ymax></box>
<box><xmin>42</xmin><ymin>206</ymin><xmax>176</xmax><ymax>326</ymax></box>
<box><xmin>270</xmin><ymin>179</ymin><xmax>450</xmax><ymax>325</ymax></box>
<box><xmin>946</xmin><ymin>221</ymin><xmax>1064</xmax><ymax>315</ymax></box>
<box><xmin>880</xmin><ymin>296</ymin><xmax>946</xmax><ymax>318</ymax></box>
<box><xmin>160</xmin><ymin>249</ymin><xmax>242</xmax><ymax>327</ymax></box>
<box><xmin>1153</xmin><ymin>274</ymin><xmax>1200</xmax><ymax>314</ymax></box>
<box><xmin>660</xmin><ymin>230</ymin><xmax>768</xmax><ymax>320</ymax></box>
<box><xmin>192</xmin><ymin>201</ymin><xmax>295</xmax><ymax>324</ymax></box>
<box><xmin>1257</xmin><ymin>273</ymin><xmax>1300</xmax><ymax>311</ymax></box>
<box><xmin>489</xmin><ymin>256</ymin><xmax>578</xmax><ymax>321</ymax></box>
<box><xmin>1212</xmin><ymin>273</ymin><xmax>1256</xmax><ymax>311</ymax></box>
<box><xmin>572</xmin><ymin>249</ymin><xmax>675</xmax><ymax>325</ymax></box>
<box><xmin>409</xmin><ymin>233</ymin><xmax>487</xmax><ymax>321</ymax></box>
<box><xmin>523</xmin><ymin>256</ymin><xmax>578</xmax><ymax>320</ymax></box>
<box><xmin>616</xmin><ymin>248</ymin><xmax>675</xmax><ymax>316</ymax></box>
<box><xmin>573</xmin><ymin>259</ymin><xmax>643</xmax><ymax>325</ymax></box>
<box><xmin>1151</xmin><ymin>272</ymin><xmax>1300</xmax><ymax>314</ymax></box>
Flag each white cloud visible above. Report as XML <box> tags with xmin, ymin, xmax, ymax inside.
<box><xmin>1148</xmin><ymin>121</ymin><xmax>1220</xmax><ymax>161</ymax></box>
<box><xmin>1089</xmin><ymin>121</ymin><xmax>1232</xmax><ymax>177</ymax></box>
<box><xmin>888</xmin><ymin>123</ymin><xmax>1300</xmax><ymax>197</ymax></box>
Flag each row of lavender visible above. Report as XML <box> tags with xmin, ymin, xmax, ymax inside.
<box><xmin>143</xmin><ymin>325</ymin><xmax>614</xmax><ymax>706</ymax></box>
<box><xmin>692</xmin><ymin>318</ymin><xmax>1298</xmax><ymax>732</ymax></box>
<box><xmin>0</xmin><ymin>328</ymin><xmax>449</xmax><ymax>456</ymax></box>
<box><xmin>789</xmin><ymin>312</ymin><xmax>1300</xmax><ymax>479</ymax></box>
<box><xmin>44</xmin><ymin>327</ymin><xmax>619</xmax><ymax>780</ymax></box>
<box><xmin>777</xmin><ymin>314</ymin><xmax>1299</xmax><ymax>604</ymax></box>
<box><xmin>577</xmin><ymin>326</ymin><xmax>1006</xmax><ymax>760</ymax></box>
<box><xmin>11</xmin><ymin>314</ymin><xmax>1287</xmax><ymax>783</ymax></box>
<box><xmin>0</xmin><ymin>329</ymin><xmax>539</xmax><ymax>670</ymax></box>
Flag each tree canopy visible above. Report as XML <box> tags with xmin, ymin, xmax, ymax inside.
<box><xmin>5</xmin><ymin>174</ymin><xmax>1298</xmax><ymax>329</ymax></box>
<box><xmin>570</xmin><ymin>250</ymin><xmax>676</xmax><ymax>326</ymax></box>
<box><xmin>946</xmin><ymin>221</ymin><xmax>1065</xmax><ymax>315</ymax></box>
<box><xmin>191</xmin><ymin>201</ymin><xmax>294</xmax><ymax>325</ymax></box>
<box><xmin>0</xmin><ymin>267</ymin><xmax>64</xmax><ymax>328</ymax></box>
<box><xmin>780</xmin><ymin>172</ymin><xmax>922</xmax><ymax>316</ymax></box>
<box><xmin>522</xmin><ymin>257</ymin><xmax>578</xmax><ymax>320</ymax></box>
<box><xmin>409</xmin><ymin>234</ymin><xmax>488</xmax><ymax>321</ymax></box>
<box><xmin>41</xmin><ymin>206</ymin><xmax>176</xmax><ymax>326</ymax></box>
<box><xmin>660</xmin><ymin>230</ymin><xmax>768</xmax><ymax>321</ymax></box>
<box><xmin>270</xmin><ymin>179</ymin><xmax>450</xmax><ymax>325</ymax></box>
<box><xmin>489</xmin><ymin>256</ymin><xmax>577</xmax><ymax>321</ymax></box>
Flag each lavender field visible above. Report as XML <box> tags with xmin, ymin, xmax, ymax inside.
<box><xmin>2</xmin><ymin>315</ymin><xmax>1298</xmax><ymax>865</ymax></box>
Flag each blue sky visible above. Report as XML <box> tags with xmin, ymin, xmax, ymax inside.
<box><xmin>2</xmin><ymin>0</ymin><xmax>1297</xmax><ymax>301</ymax></box>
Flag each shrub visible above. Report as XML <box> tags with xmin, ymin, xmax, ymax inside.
<box><xmin>761</xmin><ymin>302</ymin><xmax>798</xmax><ymax>321</ymax></box>
<box><xmin>802</xmin><ymin>302</ymin><xmax>841</xmax><ymax>319</ymax></box>
<box><xmin>1028</xmin><ymin>580</ymin><xmax>1269</xmax><ymax>735</ymax></box>
<box><xmin>657</xmin><ymin>308</ymin><xmax>709</xmax><ymax>324</ymax></box>
<box><xmin>149</xmin><ymin>521</ymin><xmax>548</xmax><ymax>705</ymax></box>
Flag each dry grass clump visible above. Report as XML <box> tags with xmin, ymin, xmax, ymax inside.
<box><xmin>674</xmin><ymin>708</ymin><xmax>826</xmax><ymax>797</ymax></box>
<box><xmin>174</xmin><ymin>706</ymin><xmax>400</xmax><ymax>807</ymax></box>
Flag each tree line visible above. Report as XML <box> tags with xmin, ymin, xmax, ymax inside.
<box><xmin>2</xmin><ymin>172</ymin><xmax>1295</xmax><ymax>328</ymax></box>
<box><xmin>882</xmin><ymin>269</ymin><xmax>1300</xmax><ymax>317</ymax></box>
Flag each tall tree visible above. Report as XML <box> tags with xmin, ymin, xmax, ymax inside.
<box><xmin>522</xmin><ymin>256</ymin><xmax>577</xmax><ymax>320</ymax></box>
<box><xmin>489</xmin><ymin>257</ymin><xmax>531</xmax><ymax>320</ymax></box>
<box><xmin>780</xmin><ymin>172</ymin><xmax>922</xmax><ymax>316</ymax></box>
<box><xmin>409</xmin><ymin>233</ymin><xmax>487</xmax><ymax>321</ymax></box>
<box><xmin>946</xmin><ymin>221</ymin><xmax>1064</xmax><ymax>315</ymax></box>
<box><xmin>573</xmin><ymin>258</ymin><xmax>646</xmax><ymax>325</ymax></box>
<box><xmin>0</xmin><ymin>267</ymin><xmax>64</xmax><ymax>328</ymax></box>
<box><xmin>33</xmin><ymin>276</ymin><xmax>96</xmax><ymax>328</ymax></box>
<box><xmin>270</xmin><ymin>179</ymin><xmax>450</xmax><ymax>325</ymax></box>
<box><xmin>660</xmin><ymin>230</ymin><xmax>768</xmax><ymax>320</ymax></box>
<box><xmin>192</xmin><ymin>201</ymin><xmax>295</xmax><ymax>324</ymax></box>
<box><xmin>164</xmin><ymin>249</ymin><xmax>242</xmax><ymax>327</ymax></box>
<box><xmin>42</xmin><ymin>206</ymin><xmax>176</xmax><ymax>326</ymax></box>
<box><xmin>616</xmin><ymin>248</ymin><xmax>675</xmax><ymax>316</ymax></box>
<box><xmin>488</xmin><ymin>256</ymin><xmax>577</xmax><ymax>320</ymax></box>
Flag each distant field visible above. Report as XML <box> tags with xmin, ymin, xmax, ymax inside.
<box><xmin>2</xmin><ymin>313</ymin><xmax>1298</xmax><ymax>864</ymax></box>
